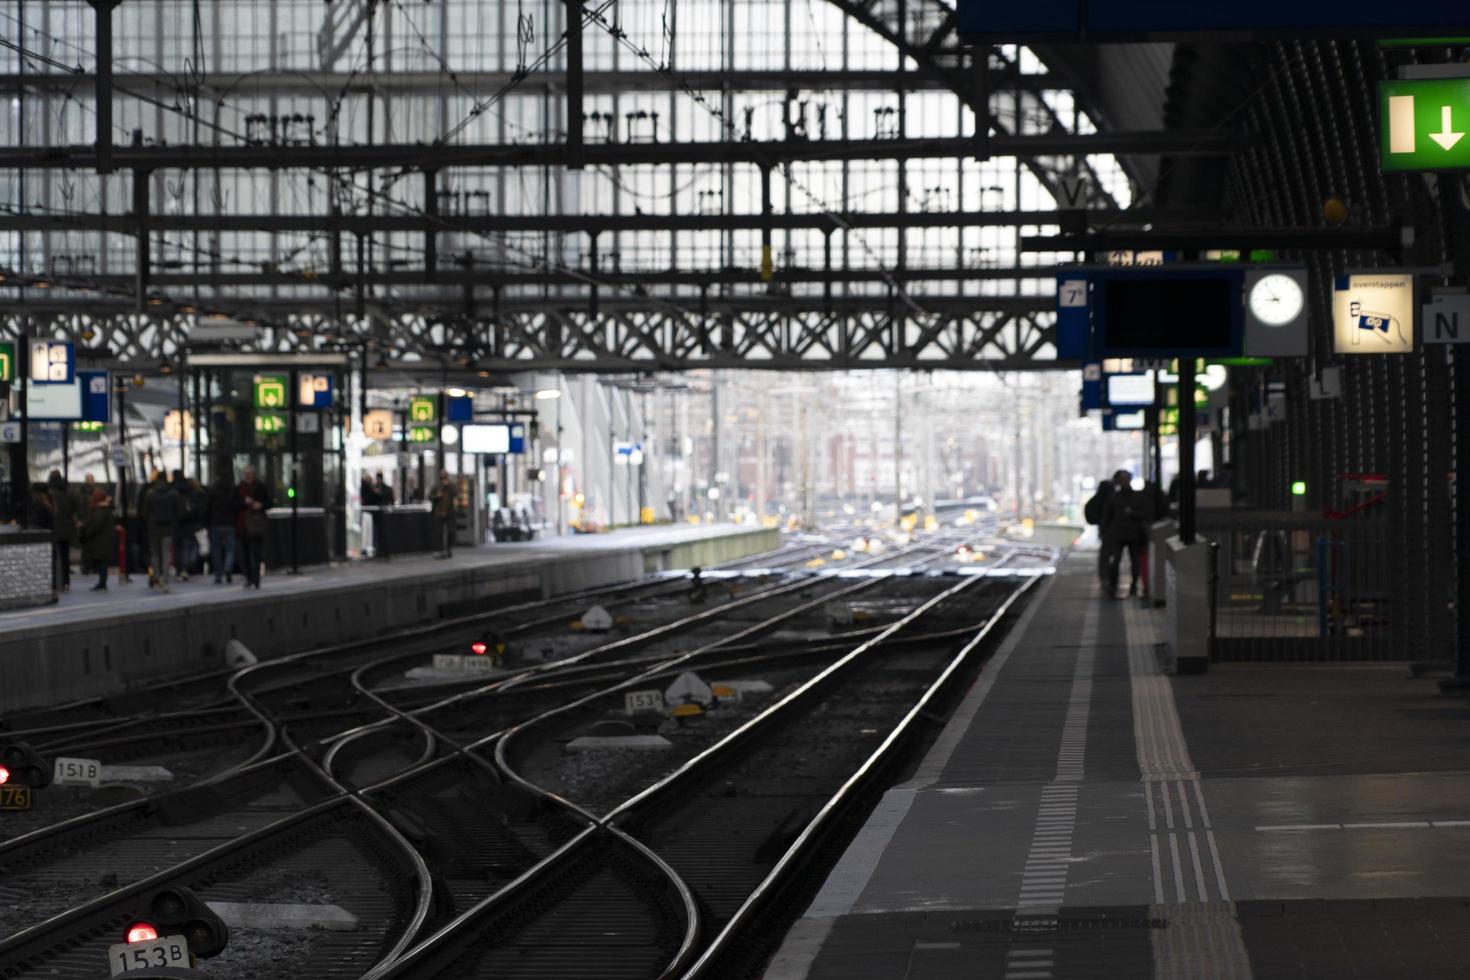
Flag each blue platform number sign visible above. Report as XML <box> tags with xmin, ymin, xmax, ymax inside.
<box><xmin>29</xmin><ymin>339</ymin><xmax>74</xmax><ymax>384</ymax></box>
<box><xmin>298</xmin><ymin>373</ymin><xmax>334</xmax><ymax>409</ymax></box>
<box><xmin>509</xmin><ymin>423</ymin><xmax>526</xmax><ymax>454</ymax></box>
<box><xmin>1056</xmin><ymin>277</ymin><xmax>1091</xmax><ymax>360</ymax></box>
<box><xmin>446</xmin><ymin>395</ymin><xmax>474</xmax><ymax>423</ymax></box>
<box><xmin>80</xmin><ymin>371</ymin><xmax>110</xmax><ymax>423</ymax></box>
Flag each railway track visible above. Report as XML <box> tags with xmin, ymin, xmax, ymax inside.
<box><xmin>0</xmin><ymin>532</ymin><xmax>1033</xmax><ymax>979</ymax></box>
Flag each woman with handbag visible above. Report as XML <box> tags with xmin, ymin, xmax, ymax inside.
<box><xmin>236</xmin><ymin>465</ymin><xmax>274</xmax><ymax>589</ymax></box>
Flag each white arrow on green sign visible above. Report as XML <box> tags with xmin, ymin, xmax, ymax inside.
<box><xmin>1380</xmin><ymin>78</ymin><xmax>1470</xmax><ymax>171</ymax></box>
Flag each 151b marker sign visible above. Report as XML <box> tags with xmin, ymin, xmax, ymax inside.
<box><xmin>1380</xmin><ymin>79</ymin><xmax>1470</xmax><ymax>173</ymax></box>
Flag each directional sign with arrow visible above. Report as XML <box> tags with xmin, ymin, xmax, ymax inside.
<box><xmin>1380</xmin><ymin>79</ymin><xmax>1470</xmax><ymax>172</ymax></box>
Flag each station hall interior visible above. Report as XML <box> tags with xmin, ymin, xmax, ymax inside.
<box><xmin>3</xmin><ymin>2</ymin><xmax>1470</xmax><ymax>979</ymax></box>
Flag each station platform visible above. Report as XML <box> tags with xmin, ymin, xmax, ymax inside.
<box><xmin>769</xmin><ymin>549</ymin><xmax>1470</xmax><ymax>979</ymax></box>
<box><xmin>0</xmin><ymin>522</ymin><xmax>776</xmax><ymax>715</ymax></box>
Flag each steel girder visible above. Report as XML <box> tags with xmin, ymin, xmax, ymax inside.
<box><xmin>0</xmin><ymin>307</ymin><xmax>1059</xmax><ymax>371</ymax></box>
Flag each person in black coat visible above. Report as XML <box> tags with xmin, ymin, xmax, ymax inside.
<box><xmin>236</xmin><ymin>465</ymin><xmax>274</xmax><ymax>588</ymax></box>
<box><xmin>206</xmin><ymin>473</ymin><xmax>240</xmax><ymax>584</ymax></box>
<box><xmin>79</xmin><ymin>490</ymin><xmax>118</xmax><ymax>591</ymax></box>
<box><xmin>1100</xmin><ymin>470</ymin><xmax>1148</xmax><ymax>597</ymax></box>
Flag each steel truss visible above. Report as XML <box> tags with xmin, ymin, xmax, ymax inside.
<box><xmin>1</xmin><ymin>307</ymin><xmax>1059</xmax><ymax>372</ymax></box>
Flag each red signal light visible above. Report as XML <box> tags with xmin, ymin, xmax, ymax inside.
<box><xmin>470</xmin><ymin>642</ymin><xmax>488</xmax><ymax>656</ymax></box>
<box><xmin>126</xmin><ymin>923</ymin><xmax>159</xmax><ymax>944</ymax></box>
<box><xmin>0</xmin><ymin>766</ymin><xmax>9</xmax><ymax>785</ymax></box>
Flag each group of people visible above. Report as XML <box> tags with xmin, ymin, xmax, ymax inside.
<box><xmin>26</xmin><ymin>465</ymin><xmax>275</xmax><ymax>594</ymax></box>
<box><xmin>1084</xmin><ymin>469</ymin><xmax>1166</xmax><ymax>598</ymax></box>
<box><xmin>28</xmin><ymin>471</ymin><xmax>117</xmax><ymax>592</ymax></box>
<box><xmin>358</xmin><ymin>472</ymin><xmax>398</xmax><ymax>507</ymax></box>
<box><xmin>137</xmin><ymin>465</ymin><xmax>274</xmax><ymax>592</ymax></box>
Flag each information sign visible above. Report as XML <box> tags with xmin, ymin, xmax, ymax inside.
<box><xmin>254</xmin><ymin>412</ymin><xmax>287</xmax><ymax>435</ymax></box>
<box><xmin>1380</xmin><ymin>79</ymin><xmax>1470</xmax><ymax>173</ymax></box>
<box><xmin>298</xmin><ymin>373</ymin><xmax>334</xmax><ymax>409</ymax></box>
<box><xmin>53</xmin><ymin>756</ymin><xmax>102</xmax><ymax>787</ymax></box>
<box><xmin>509</xmin><ymin>423</ymin><xmax>526</xmax><ymax>454</ymax></box>
<box><xmin>1332</xmin><ymin>273</ymin><xmax>1415</xmax><ymax>353</ymax></box>
<box><xmin>446</xmin><ymin>395</ymin><xmax>474</xmax><ymax>422</ymax></box>
<box><xmin>364</xmin><ymin>409</ymin><xmax>394</xmax><ymax>440</ymax></box>
<box><xmin>29</xmin><ymin>339</ymin><xmax>73</xmax><ymax>384</ymax></box>
<box><xmin>0</xmin><ymin>421</ymin><xmax>20</xmax><ymax>444</ymax></box>
<box><xmin>408</xmin><ymin>424</ymin><xmax>435</xmax><ymax>443</ymax></box>
<box><xmin>163</xmin><ymin>410</ymin><xmax>193</xmax><ymax>441</ymax></box>
<box><xmin>80</xmin><ymin>371</ymin><xmax>110</xmax><ymax>423</ymax></box>
<box><xmin>1423</xmin><ymin>295</ymin><xmax>1470</xmax><ymax>344</ymax></box>
<box><xmin>253</xmin><ymin>374</ymin><xmax>288</xmax><ymax>409</ymax></box>
<box><xmin>409</xmin><ymin>396</ymin><xmax>437</xmax><ymax>423</ymax></box>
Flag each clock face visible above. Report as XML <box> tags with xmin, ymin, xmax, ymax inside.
<box><xmin>1250</xmin><ymin>273</ymin><xmax>1305</xmax><ymax>327</ymax></box>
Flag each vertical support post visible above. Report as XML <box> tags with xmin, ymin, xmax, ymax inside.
<box><xmin>176</xmin><ymin>367</ymin><xmax>186</xmax><ymax>476</ymax></box>
<box><xmin>759</xmin><ymin>165</ymin><xmax>773</xmax><ymax>284</ymax></box>
<box><xmin>423</xmin><ymin>170</ymin><xmax>438</xmax><ymax>282</ymax></box>
<box><xmin>1457</xmin><ymin>347</ymin><xmax>1470</xmax><ymax>677</ymax></box>
<box><xmin>1179</xmin><ymin>359</ymin><xmax>1197</xmax><ymax>545</ymax></box>
<box><xmin>89</xmin><ymin>0</ymin><xmax>117</xmax><ymax>174</ymax></box>
<box><xmin>565</xmin><ymin>0</ymin><xmax>584</xmax><ymax>168</ymax></box>
<box><xmin>132</xmin><ymin>166</ymin><xmax>150</xmax><ymax>308</ymax></box>
<box><xmin>116</xmin><ymin>378</ymin><xmax>130</xmax><ymax>580</ymax></box>
<box><xmin>973</xmin><ymin>48</ymin><xmax>990</xmax><ymax>162</ymax></box>
<box><xmin>16</xmin><ymin>340</ymin><xmax>26</xmax><ymax>527</ymax></box>
<box><xmin>289</xmin><ymin>367</ymin><xmax>300</xmax><ymax>574</ymax></box>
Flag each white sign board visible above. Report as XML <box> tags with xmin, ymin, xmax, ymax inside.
<box><xmin>1056</xmin><ymin>175</ymin><xmax>1090</xmax><ymax>210</ymax></box>
<box><xmin>53</xmin><ymin>756</ymin><xmax>102</xmax><ymax>787</ymax></box>
<box><xmin>1333</xmin><ymin>273</ymin><xmax>1415</xmax><ymax>353</ymax></box>
<box><xmin>624</xmin><ymin>689</ymin><xmax>665</xmax><ymax>715</ymax></box>
<box><xmin>25</xmin><ymin>379</ymin><xmax>82</xmax><ymax>420</ymax></box>
<box><xmin>1423</xmin><ymin>296</ymin><xmax>1470</xmax><ymax>344</ymax></box>
<box><xmin>1308</xmin><ymin>367</ymin><xmax>1342</xmax><ymax>400</ymax></box>
<box><xmin>1106</xmin><ymin>374</ymin><xmax>1154</xmax><ymax>407</ymax></box>
<box><xmin>462</xmin><ymin>423</ymin><xmax>511</xmax><ymax>454</ymax></box>
<box><xmin>0</xmin><ymin>421</ymin><xmax>19</xmax><ymax>444</ymax></box>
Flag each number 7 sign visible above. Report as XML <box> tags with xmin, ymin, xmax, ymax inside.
<box><xmin>1059</xmin><ymin>279</ymin><xmax>1088</xmax><ymax>309</ymax></box>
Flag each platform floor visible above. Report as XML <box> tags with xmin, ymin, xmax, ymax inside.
<box><xmin>0</xmin><ymin>522</ymin><xmax>758</xmax><ymax>636</ymax></box>
<box><xmin>768</xmin><ymin>550</ymin><xmax>1470</xmax><ymax>979</ymax></box>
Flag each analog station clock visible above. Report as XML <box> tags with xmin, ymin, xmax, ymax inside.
<box><xmin>1249</xmin><ymin>272</ymin><xmax>1305</xmax><ymax>327</ymax></box>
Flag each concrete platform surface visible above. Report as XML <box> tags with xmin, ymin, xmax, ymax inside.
<box><xmin>0</xmin><ymin>522</ymin><xmax>776</xmax><ymax>714</ymax></box>
<box><xmin>768</xmin><ymin>549</ymin><xmax>1470</xmax><ymax>979</ymax></box>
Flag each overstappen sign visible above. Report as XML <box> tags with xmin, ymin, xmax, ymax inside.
<box><xmin>1332</xmin><ymin>273</ymin><xmax>1415</xmax><ymax>354</ymax></box>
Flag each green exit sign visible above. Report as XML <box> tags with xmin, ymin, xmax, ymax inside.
<box><xmin>253</xmin><ymin>374</ymin><xmax>288</xmax><ymax>409</ymax></box>
<box><xmin>0</xmin><ymin>341</ymin><xmax>13</xmax><ymax>382</ymax></box>
<box><xmin>1380</xmin><ymin>78</ymin><xmax>1470</xmax><ymax>172</ymax></box>
<box><xmin>409</xmin><ymin>425</ymin><xmax>436</xmax><ymax>443</ymax></box>
<box><xmin>408</xmin><ymin>396</ymin><xmax>437</xmax><ymax>423</ymax></box>
<box><xmin>255</xmin><ymin>412</ymin><xmax>287</xmax><ymax>434</ymax></box>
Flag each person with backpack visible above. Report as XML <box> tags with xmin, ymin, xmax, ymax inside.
<box><xmin>145</xmin><ymin>471</ymin><xmax>179</xmax><ymax>592</ymax></box>
<box><xmin>1083</xmin><ymin>477</ymin><xmax>1116</xmax><ymax>587</ymax></box>
<box><xmin>1101</xmin><ymin>470</ymin><xmax>1147</xmax><ymax>597</ymax></box>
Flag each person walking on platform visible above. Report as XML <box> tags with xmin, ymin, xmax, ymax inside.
<box><xmin>172</xmin><ymin>471</ymin><xmax>203</xmax><ymax>581</ymax></box>
<box><xmin>360</xmin><ymin>474</ymin><xmax>379</xmax><ymax>508</ymax></box>
<box><xmin>1083</xmin><ymin>477</ymin><xmax>1115</xmax><ymax>587</ymax></box>
<box><xmin>207</xmin><ymin>470</ymin><xmax>239</xmax><ymax>584</ymax></box>
<box><xmin>430</xmin><ymin>470</ymin><xmax>456</xmax><ymax>558</ymax></box>
<box><xmin>1101</xmin><ymin>470</ymin><xmax>1147</xmax><ymax>597</ymax></box>
<box><xmin>237</xmin><ymin>465</ymin><xmax>273</xmax><ymax>589</ymax></box>
<box><xmin>46</xmin><ymin>471</ymin><xmax>81</xmax><ymax>592</ymax></box>
<box><xmin>79</xmin><ymin>490</ymin><xmax>117</xmax><ymax>591</ymax></box>
<box><xmin>144</xmin><ymin>471</ymin><xmax>179</xmax><ymax>592</ymax></box>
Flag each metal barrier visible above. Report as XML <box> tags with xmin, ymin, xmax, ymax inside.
<box><xmin>1196</xmin><ymin>510</ymin><xmax>1398</xmax><ymax>661</ymax></box>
